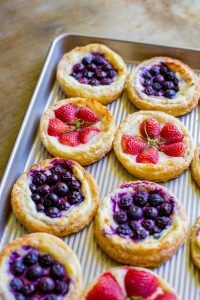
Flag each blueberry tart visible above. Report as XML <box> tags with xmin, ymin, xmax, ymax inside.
<box><xmin>190</xmin><ymin>217</ymin><xmax>200</xmax><ymax>268</ymax></box>
<box><xmin>57</xmin><ymin>44</ymin><xmax>127</xmax><ymax>105</ymax></box>
<box><xmin>114</xmin><ymin>110</ymin><xmax>194</xmax><ymax>182</ymax></box>
<box><xmin>0</xmin><ymin>233</ymin><xmax>82</xmax><ymax>300</ymax></box>
<box><xmin>40</xmin><ymin>98</ymin><xmax>115</xmax><ymax>165</ymax></box>
<box><xmin>81</xmin><ymin>266</ymin><xmax>179</xmax><ymax>300</ymax></box>
<box><xmin>127</xmin><ymin>56</ymin><xmax>200</xmax><ymax>116</ymax></box>
<box><xmin>191</xmin><ymin>146</ymin><xmax>200</xmax><ymax>188</ymax></box>
<box><xmin>11</xmin><ymin>158</ymin><xmax>99</xmax><ymax>236</ymax></box>
<box><xmin>94</xmin><ymin>181</ymin><xmax>187</xmax><ymax>267</ymax></box>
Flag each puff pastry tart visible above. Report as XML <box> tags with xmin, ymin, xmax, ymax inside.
<box><xmin>191</xmin><ymin>147</ymin><xmax>200</xmax><ymax>188</ymax></box>
<box><xmin>57</xmin><ymin>43</ymin><xmax>127</xmax><ymax>104</ymax></box>
<box><xmin>40</xmin><ymin>98</ymin><xmax>115</xmax><ymax>165</ymax></box>
<box><xmin>127</xmin><ymin>56</ymin><xmax>200</xmax><ymax>116</ymax></box>
<box><xmin>0</xmin><ymin>233</ymin><xmax>82</xmax><ymax>300</ymax></box>
<box><xmin>190</xmin><ymin>217</ymin><xmax>200</xmax><ymax>268</ymax></box>
<box><xmin>11</xmin><ymin>158</ymin><xmax>99</xmax><ymax>236</ymax></box>
<box><xmin>114</xmin><ymin>110</ymin><xmax>194</xmax><ymax>182</ymax></box>
<box><xmin>94</xmin><ymin>181</ymin><xmax>187</xmax><ymax>267</ymax></box>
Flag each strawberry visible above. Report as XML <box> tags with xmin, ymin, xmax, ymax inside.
<box><xmin>160</xmin><ymin>123</ymin><xmax>183</xmax><ymax>145</ymax></box>
<box><xmin>122</xmin><ymin>135</ymin><xmax>147</xmax><ymax>155</ymax></box>
<box><xmin>140</xmin><ymin>118</ymin><xmax>161</xmax><ymax>139</ymax></box>
<box><xmin>86</xmin><ymin>273</ymin><xmax>124</xmax><ymax>300</ymax></box>
<box><xmin>79</xmin><ymin>126</ymin><xmax>100</xmax><ymax>144</ymax></box>
<box><xmin>58</xmin><ymin>131</ymin><xmax>80</xmax><ymax>147</ymax></box>
<box><xmin>77</xmin><ymin>106</ymin><xmax>100</xmax><ymax>123</ymax></box>
<box><xmin>136</xmin><ymin>146</ymin><xmax>159</xmax><ymax>164</ymax></box>
<box><xmin>47</xmin><ymin>118</ymin><xmax>69</xmax><ymax>137</ymax></box>
<box><xmin>55</xmin><ymin>103</ymin><xmax>78</xmax><ymax>123</ymax></box>
<box><xmin>160</xmin><ymin>142</ymin><xmax>186</xmax><ymax>157</ymax></box>
<box><xmin>155</xmin><ymin>292</ymin><xmax>177</xmax><ymax>300</ymax></box>
<box><xmin>125</xmin><ymin>268</ymin><xmax>158</xmax><ymax>298</ymax></box>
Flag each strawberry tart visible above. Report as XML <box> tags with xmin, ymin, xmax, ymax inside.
<box><xmin>114</xmin><ymin>110</ymin><xmax>194</xmax><ymax>182</ymax></box>
<box><xmin>191</xmin><ymin>146</ymin><xmax>200</xmax><ymax>188</ymax></box>
<box><xmin>94</xmin><ymin>181</ymin><xmax>187</xmax><ymax>267</ymax></box>
<box><xmin>11</xmin><ymin>158</ymin><xmax>99</xmax><ymax>236</ymax></box>
<box><xmin>0</xmin><ymin>233</ymin><xmax>82</xmax><ymax>300</ymax></box>
<box><xmin>190</xmin><ymin>216</ymin><xmax>200</xmax><ymax>269</ymax></box>
<box><xmin>40</xmin><ymin>98</ymin><xmax>115</xmax><ymax>165</ymax></box>
<box><xmin>57</xmin><ymin>43</ymin><xmax>127</xmax><ymax>104</ymax></box>
<box><xmin>81</xmin><ymin>266</ymin><xmax>179</xmax><ymax>300</ymax></box>
<box><xmin>127</xmin><ymin>56</ymin><xmax>200</xmax><ymax>116</ymax></box>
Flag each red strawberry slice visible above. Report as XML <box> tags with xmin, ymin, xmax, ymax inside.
<box><xmin>160</xmin><ymin>142</ymin><xmax>186</xmax><ymax>157</ymax></box>
<box><xmin>155</xmin><ymin>292</ymin><xmax>177</xmax><ymax>300</ymax></box>
<box><xmin>125</xmin><ymin>268</ymin><xmax>158</xmax><ymax>298</ymax></box>
<box><xmin>86</xmin><ymin>273</ymin><xmax>124</xmax><ymax>300</ymax></box>
<box><xmin>79</xmin><ymin>126</ymin><xmax>100</xmax><ymax>144</ymax></box>
<box><xmin>160</xmin><ymin>123</ymin><xmax>183</xmax><ymax>145</ymax></box>
<box><xmin>77</xmin><ymin>106</ymin><xmax>101</xmax><ymax>123</ymax></box>
<box><xmin>140</xmin><ymin>118</ymin><xmax>161</xmax><ymax>139</ymax></box>
<box><xmin>55</xmin><ymin>103</ymin><xmax>78</xmax><ymax>123</ymax></box>
<box><xmin>136</xmin><ymin>146</ymin><xmax>159</xmax><ymax>164</ymax></box>
<box><xmin>122</xmin><ymin>135</ymin><xmax>147</xmax><ymax>155</ymax></box>
<box><xmin>58</xmin><ymin>131</ymin><xmax>80</xmax><ymax>147</ymax></box>
<box><xmin>47</xmin><ymin>118</ymin><xmax>69</xmax><ymax>137</ymax></box>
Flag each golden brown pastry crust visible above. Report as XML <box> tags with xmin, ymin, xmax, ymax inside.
<box><xmin>57</xmin><ymin>44</ymin><xmax>127</xmax><ymax>105</ymax></box>
<box><xmin>81</xmin><ymin>266</ymin><xmax>179</xmax><ymax>299</ymax></box>
<box><xmin>127</xmin><ymin>56</ymin><xmax>200</xmax><ymax>116</ymax></box>
<box><xmin>190</xmin><ymin>216</ymin><xmax>200</xmax><ymax>269</ymax></box>
<box><xmin>94</xmin><ymin>181</ymin><xmax>187</xmax><ymax>268</ymax></box>
<box><xmin>0</xmin><ymin>233</ymin><xmax>82</xmax><ymax>300</ymax></box>
<box><xmin>40</xmin><ymin>98</ymin><xmax>115</xmax><ymax>165</ymax></box>
<box><xmin>191</xmin><ymin>147</ymin><xmax>200</xmax><ymax>188</ymax></box>
<box><xmin>114</xmin><ymin>110</ymin><xmax>194</xmax><ymax>182</ymax></box>
<box><xmin>11</xmin><ymin>158</ymin><xmax>100</xmax><ymax>236</ymax></box>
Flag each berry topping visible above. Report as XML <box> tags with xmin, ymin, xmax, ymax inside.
<box><xmin>55</xmin><ymin>103</ymin><xmax>78</xmax><ymax>123</ymax></box>
<box><xmin>33</xmin><ymin>173</ymin><xmax>47</xmax><ymax>186</ymax></box>
<box><xmin>46</xmin><ymin>207</ymin><xmax>61</xmax><ymax>218</ymax></box>
<box><xmin>148</xmin><ymin>193</ymin><xmax>164</xmax><ymax>206</ymax></box>
<box><xmin>156</xmin><ymin>216</ymin><xmax>172</xmax><ymax>229</ymax></box>
<box><xmin>79</xmin><ymin>126</ymin><xmax>100</xmax><ymax>144</ymax></box>
<box><xmin>160</xmin><ymin>142</ymin><xmax>186</xmax><ymax>157</ymax></box>
<box><xmin>132</xmin><ymin>226</ymin><xmax>149</xmax><ymax>240</ymax></box>
<box><xmin>55</xmin><ymin>280</ymin><xmax>68</xmax><ymax>295</ymax></box>
<box><xmin>128</xmin><ymin>206</ymin><xmax>143</xmax><ymax>220</ymax></box>
<box><xmin>38</xmin><ymin>184</ymin><xmax>50</xmax><ymax>196</ymax></box>
<box><xmin>10</xmin><ymin>278</ymin><xmax>23</xmax><ymax>291</ymax></box>
<box><xmin>26</xmin><ymin>265</ymin><xmax>43</xmax><ymax>280</ymax></box>
<box><xmin>24</xmin><ymin>251</ymin><xmax>38</xmax><ymax>266</ymax></box>
<box><xmin>77</xmin><ymin>106</ymin><xmax>101</xmax><ymax>123</ymax></box>
<box><xmin>159</xmin><ymin>202</ymin><xmax>173</xmax><ymax>216</ymax></box>
<box><xmin>59</xmin><ymin>131</ymin><xmax>80</xmax><ymax>147</ymax></box>
<box><xmin>47</xmin><ymin>118</ymin><xmax>69</xmax><ymax>137</ymax></box>
<box><xmin>155</xmin><ymin>292</ymin><xmax>177</xmax><ymax>300</ymax></box>
<box><xmin>144</xmin><ymin>207</ymin><xmax>158</xmax><ymax>219</ymax></box>
<box><xmin>122</xmin><ymin>135</ymin><xmax>147</xmax><ymax>155</ymax></box>
<box><xmin>39</xmin><ymin>254</ymin><xmax>54</xmax><ymax>268</ymax></box>
<box><xmin>136</xmin><ymin>146</ymin><xmax>159</xmax><ymax>164</ymax></box>
<box><xmin>68</xmin><ymin>191</ymin><xmax>83</xmax><ymax>205</ymax></box>
<box><xmin>38</xmin><ymin>277</ymin><xmax>55</xmax><ymax>293</ymax></box>
<box><xmin>21</xmin><ymin>283</ymin><xmax>35</xmax><ymax>296</ymax></box>
<box><xmin>44</xmin><ymin>193</ymin><xmax>59</xmax><ymax>207</ymax></box>
<box><xmin>51</xmin><ymin>263</ymin><xmax>65</xmax><ymax>279</ymax></box>
<box><xmin>116</xmin><ymin>224</ymin><xmax>132</xmax><ymax>236</ymax></box>
<box><xmin>142</xmin><ymin>219</ymin><xmax>155</xmax><ymax>232</ymax></box>
<box><xmin>118</xmin><ymin>195</ymin><xmax>133</xmax><ymax>209</ymax></box>
<box><xmin>114</xmin><ymin>211</ymin><xmax>128</xmax><ymax>224</ymax></box>
<box><xmin>140</xmin><ymin>118</ymin><xmax>161</xmax><ymax>139</ymax></box>
<box><xmin>133</xmin><ymin>192</ymin><xmax>148</xmax><ymax>207</ymax></box>
<box><xmin>14</xmin><ymin>293</ymin><xmax>25</xmax><ymax>300</ymax></box>
<box><xmin>55</xmin><ymin>182</ymin><xmax>69</xmax><ymax>197</ymax></box>
<box><xmin>160</xmin><ymin>123</ymin><xmax>184</xmax><ymax>145</ymax></box>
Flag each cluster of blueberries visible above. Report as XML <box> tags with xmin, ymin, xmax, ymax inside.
<box><xmin>141</xmin><ymin>63</ymin><xmax>179</xmax><ymax>99</ymax></box>
<box><xmin>30</xmin><ymin>162</ymin><xmax>83</xmax><ymax>218</ymax></box>
<box><xmin>71</xmin><ymin>53</ymin><xmax>118</xmax><ymax>86</ymax></box>
<box><xmin>9</xmin><ymin>247</ymin><xmax>69</xmax><ymax>300</ymax></box>
<box><xmin>113</xmin><ymin>191</ymin><xmax>174</xmax><ymax>241</ymax></box>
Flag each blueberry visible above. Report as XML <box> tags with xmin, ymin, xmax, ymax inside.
<box><xmin>152</xmin><ymin>82</ymin><xmax>161</xmax><ymax>91</ymax></box>
<box><xmin>46</xmin><ymin>174</ymin><xmax>59</xmax><ymax>186</ymax></box>
<box><xmin>37</xmin><ymin>204</ymin><xmax>45</xmax><ymax>212</ymax></box>
<box><xmin>90</xmin><ymin>78</ymin><xmax>100</xmax><ymax>86</ymax></box>
<box><xmin>96</xmin><ymin>70</ymin><xmax>107</xmax><ymax>79</ymax></box>
<box><xmin>38</xmin><ymin>184</ymin><xmax>50</xmax><ymax>196</ymax></box>
<box><xmin>87</xmin><ymin>63</ymin><xmax>96</xmax><ymax>72</ymax></box>
<box><xmin>116</xmin><ymin>224</ymin><xmax>132</xmax><ymax>236</ymax></box>
<box><xmin>92</xmin><ymin>55</ymin><xmax>105</xmax><ymax>65</ymax></box>
<box><xmin>46</xmin><ymin>207</ymin><xmax>61</xmax><ymax>218</ymax></box>
<box><xmin>82</xmin><ymin>56</ymin><xmax>93</xmax><ymax>65</ymax></box>
<box><xmin>52</xmin><ymin>165</ymin><xmax>63</xmax><ymax>175</ymax></box>
<box><xmin>134</xmin><ymin>192</ymin><xmax>148</xmax><ymax>207</ymax></box>
<box><xmin>144</xmin><ymin>86</ymin><xmax>154</xmax><ymax>96</ymax></box>
<box><xmin>11</xmin><ymin>260</ymin><xmax>26</xmax><ymax>275</ymax></box>
<box><xmin>118</xmin><ymin>195</ymin><xmax>133</xmax><ymax>209</ymax></box>
<box><xmin>159</xmin><ymin>203</ymin><xmax>173</xmax><ymax>216</ymax></box>
<box><xmin>68</xmin><ymin>191</ymin><xmax>83</xmax><ymax>205</ymax></box>
<box><xmin>127</xmin><ymin>206</ymin><xmax>143</xmax><ymax>220</ymax></box>
<box><xmin>156</xmin><ymin>216</ymin><xmax>172</xmax><ymax>229</ymax></box>
<box><xmin>38</xmin><ymin>277</ymin><xmax>55</xmax><ymax>293</ymax></box>
<box><xmin>162</xmin><ymin>81</ymin><xmax>174</xmax><ymax>90</ymax></box>
<box><xmin>144</xmin><ymin>207</ymin><xmax>158</xmax><ymax>219</ymax></box>
<box><xmin>14</xmin><ymin>293</ymin><xmax>25</xmax><ymax>300</ymax></box>
<box><xmin>33</xmin><ymin>173</ymin><xmax>47</xmax><ymax>186</ymax></box>
<box><xmin>143</xmin><ymin>79</ymin><xmax>152</xmax><ymax>86</ymax></box>
<box><xmin>31</xmin><ymin>194</ymin><xmax>41</xmax><ymax>204</ymax></box>
<box><xmin>79</xmin><ymin>78</ymin><xmax>89</xmax><ymax>84</ymax></box>
<box><xmin>61</xmin><ymin>171</ymin><xmax>72</xmax><ymax>182</ymax></box>
<box><xmin>10</xmin><ymin>277</ymin><xmax>23</xmax><ymax>291</ymax></box>
<box><xmin>101</xmin><ymin>78</ymin><xmax>113</xmax><ymax>85</ymax></box>
<box><xmin>160</xmin><ymin>64</ymin><xmax>170</xmax><ymax>75</ymax></box>
<box><xmin>102</xmin><ymin>63</ymin><xmax>113</xmax><ymax>71</ymax></box>
<box><xmin>149</xmin><ymin>66</ymin><xmax>160</xmax><ymax>76</ymax></box>
<box><xmin>129</xmin><ymin>221</ymin><xmax>140</xmax><ymax>231</ymax></box>
<box><xmin>173</xmin><ymin>78</ymin><xmax>179</xmax><ymax>86</ymax></box>
<box><xmin>55</xmin><ymin>182</ymin><xmax>69</xmax><ymax>197</ymax></box>
<box><xmin>154</xmin><ymin>74</ymin><xmax>164</xmax><ymax>84</ymax></box>
<box><xmin>164</xmin><ymin>89</ymin><xmax>176</xmax><ymax>99</ymax></box>
<box><xmin>55</xmin><ymin>280</ymin><xmax>68</xmax><ymax>295</ymax></box>
<box><xmin>59</xmin><ymin>201</ymin><xmax>70</xmax><ymax>211</ymax></box>
<box><xmin>114</xmin><ymin>211</ymin><xmax>128</xmax><ymax>224</ymax></box>
<box><xmin>132</xmin><ymin>227</ymin><xmax>148</xmax><ymax>240</ymax></box>
<box><xmin>108</xmin><ymin>70</ymin><xmax>117</xmax><ymax>78</ymax></box>
<box><xmin>45</xmin><ymin>296</ymin><xmax>57</xmax><ymax>300</ymax></box>
<box><xmin>24</xmin><ymin>251</ymin><xmax>38</xmax><ymax>266</ymax></box>
<box><xmin>84</xmin><ymin>70</ymin><xmax>94</xmax><ymax>78</ymax></box>
<box><xmin>142</xmin><ymin>70</ymin><xmax>152</xmax><ymax>80</ymax></box>
<box><xmin>165</xmin><ymin>71</ymin><xmax>176</xmax><ymax>81</ymax></box>
<box><xmin>142</xmin><ymin>219</ymin><xmax>155</xmax><ymax>233</ymax></box>
<box><xmin>148</xmin><ymin>193</ymin><xmax>164</xmax><ymax>206</ymax></box>
<box><xmin>29</xmin><ymin>297</ymin><xmax>39</xmax><ymax>300</ymax></box>
<box><xmin>44</xmin><ymin>193</ymin><xmax>59</xmax><ymax>207</ymax></box>
<box><xmin>51</xmin><ymin>263</ymin><xmax>65</xmax><ymax>279</ymax></box>
<box><xmin>73</xmin><ymin>63</ymin><xmax>85</xmax><ymax>73</ymax></box>
<box><xmin>30</xmin><ymin>184</ymin><xmax>37</xmax><ymax>193</ymax></box>
<box><xmin>153</xmin><ymin>226</ymin><xmax>162</xmax><ymax>235</ymax></box>
<box><xmin>21</xmin><ymin>283</ymin><xmax>35</xmax><ymax>296</ymax></box>
<box><xmin>26</xmin><ymin>265</ymin><xmax>43</xmax><ymax>281</ymax></box>
<box><xmin>39</xmin><ymin>254</ymin><xmax>54</xmax><ymax>268</ymax></box>
<box><xmin>71</xmin><ymin>72</ymin><xmax>82</xmax><ymax>80</ymax></box>
<box><xmin>68</xmin><ymin>180</ymin><xmax>81</xmax><ymax>191</ymax></box>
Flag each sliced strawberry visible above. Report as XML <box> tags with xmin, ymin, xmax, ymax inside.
<box><xmin>155</xmin><ymin>292</ymin><xmax>177</xmax><ymax>300</ymax></box>
<box><xmin>55</xmin><ymin>103</ymin><xmax>78</xmax><ymax>123</ymax></box>
<box><xmin>47</xmin><ymin>118</ymin><xmax>69</xmax><ymax>137</ymax></box>
<box><xmin>77</xmin><ymin>106</ymin><xmax>101</xmax><ymax>123</ymax></box>
<box><xmin>140</xmin><ymin>118</ymin><xmax>161</xmax><ymax>139</ymax></box>
<box><xmin>160</xmin><ymin>142</ymin><xmax>186</xmax><ymax>157</ymax></box>
<box><xmin>79</xmin><ymin>126</ymin><xmax>100</xmax><ymax>144</ymax></box>
<box><xmin>58</xmin><ymin>131</ymin><xmax>80</xmax><ymax>147</ymax></box>
<box><xmin>122</xmin><ymin>135</ymin><xmax>147</xmax><ymax>155</ymax></box>
<box><xmin>136</xmin><ymin>146</ymin><xmax>159</xmax><ymax>164</ymax></box>
<box><xmin>160</xmin><ymin>123</ymin><xmax>183</xmax><ymax>145</ymax></box>
<box><xmin>125</xmin><ymin>268</ymin><xmax>158</xmax><ymax>298</ymax></box>
<box><xmin>86</xmin><ymin>273</ymin><xmax>124</xmax><ymax>300</ymax></box>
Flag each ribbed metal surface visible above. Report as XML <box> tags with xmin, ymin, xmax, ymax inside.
<box><xmin>0</xmin><ymin>63</ymin><xmax>200</xmax><ymax>299</ymax></box>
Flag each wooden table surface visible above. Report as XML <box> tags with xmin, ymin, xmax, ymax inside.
<box><xmin>1</xmin><ymin>0</ymin><xmax>200</xmax><ymax>179</ymax></box>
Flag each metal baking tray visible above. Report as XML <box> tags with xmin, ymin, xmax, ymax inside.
<box><xmin>0</xmin><ymin>34</ymin><xmax>199</xmax><ymax>299</ymax></box>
